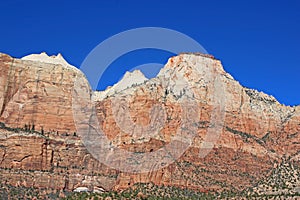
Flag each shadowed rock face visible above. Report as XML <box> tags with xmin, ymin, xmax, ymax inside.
<box><xmin>0</xmin><ymin>52</ymin><xmax>299</xmax><ymax>194</ymax></box>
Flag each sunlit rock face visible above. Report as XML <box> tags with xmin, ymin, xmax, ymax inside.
<box><xmin>0</xmin><ymin>52</ymin><xmax>299</xmax><ymax>193</ymax></box>
<box><xmin>0</xmin><ymin>52</ymin><xmax>82</xmax><ymax>133</ymax></box>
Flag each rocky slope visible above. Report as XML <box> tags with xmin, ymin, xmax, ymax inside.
<box><xmin>0</xmin><ymin>52</ymin><xmax>299</xmax><ymax>197</ymax></box>
<box><xmin>248</xmin><ymin>159</ymin><xmax>300</xmax><ymax>196</ymax></box>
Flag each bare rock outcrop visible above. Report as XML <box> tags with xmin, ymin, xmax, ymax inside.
<box><xmin>0</xmin><ymin>52</ymin><xmax>299</xmax><ymax>195</ymax></box>
<box><xmin>0</xmin><ymin>52</ymin><xmax>82</xmax><ymax>133</ymax></box>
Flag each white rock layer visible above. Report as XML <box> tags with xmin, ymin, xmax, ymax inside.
<box><xmin>21</xmin><ymin>52</ymin><xmax>79</xmax><ymax>72</ymax></box>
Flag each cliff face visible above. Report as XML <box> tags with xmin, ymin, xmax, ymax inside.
<box><xmin>0</xmin><ymin>53</ymin><xmax>80</xmax><ymax>133</ymax></box>
<box><xmin>0</xmin><ymin>52</ymin><xmax>299</xmax><ymax>194</ymax></box>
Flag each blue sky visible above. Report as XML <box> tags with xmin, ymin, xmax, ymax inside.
<box><xmin>0</xmin><ymin>0</ymin><xmax>299</xmax><ymax>105</ymax></box>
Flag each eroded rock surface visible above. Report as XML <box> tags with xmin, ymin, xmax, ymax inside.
<box><xmin>0</xmin><ymin>52</ymin><xmax>299</xmax><ymax>195</ymax></box>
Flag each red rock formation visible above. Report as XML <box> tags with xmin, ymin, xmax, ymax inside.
<box><xmin>0</xmin><ymin>53</ymin><xmax>80</xmax><ymax>133</ymax></box>
<box><xmin>0</xmin><ymin>52</ymin><xmax>299</xmax><ymax>193</ymax></box>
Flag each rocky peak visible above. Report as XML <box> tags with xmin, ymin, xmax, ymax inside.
<box><xmin>21</xmin><ymin>52</ymin><xmax>79</xmax><ymax>72</ymax></box>
<box><xmin>158</xmin><ymin>53</ymin><xmax>233</xmax><ymax>79</ymax></box>
<box><xmin>93</xmin><ymin>69</ymin><xmax>148</xmax><ymax>101</ymax></box>
<box><xmin>119</xmin><ymin>69</ymin><xmax>148</xmax><ymax>88</ymax></box>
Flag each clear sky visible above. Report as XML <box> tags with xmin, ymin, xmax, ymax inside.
<box><xmin>0</xmin><ymin>0</ymin><xmax>299</xmax><ymax>105</ymax></box>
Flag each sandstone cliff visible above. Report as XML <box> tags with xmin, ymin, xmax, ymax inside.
<box><xmin>0</xmin><ymin>52</ymin><xmax>81</xmax><ymax>133</ymax></box>
<box><xmin>0</xmin><ymin>52</ymin><xmax>299</xmax><ymax>197</ymax></box>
